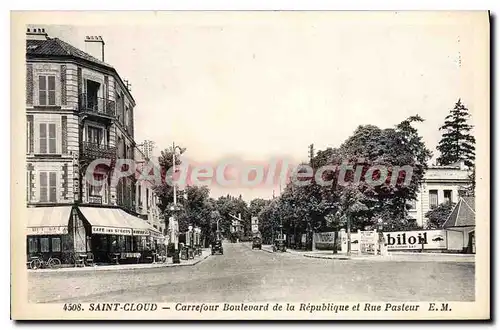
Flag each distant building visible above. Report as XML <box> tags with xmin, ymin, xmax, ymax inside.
<box><xmin>408</xmin><ymin>162</ymin><xmax>471</xmax><ymax>228</ymax></box>
<box><xmin>138</xmin><ymin>140</ymin><xmax>156</xmax><ymax>160</ymax></box>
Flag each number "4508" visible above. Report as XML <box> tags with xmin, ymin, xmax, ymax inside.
<box><xmin>63</xmin><ymin>303</ymin><xmax>83</xmax><ymax>311</ymax></box>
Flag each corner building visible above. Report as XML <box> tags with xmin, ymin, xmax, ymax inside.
<box><xmin>25</xmin><ymin>27</ymin><xmax>163</xmax><ymax>264</ymax></box>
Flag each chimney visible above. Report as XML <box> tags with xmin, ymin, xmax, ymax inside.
<box><xmin>84</xmin><ymin>35</ymin><xmax>105</xmax><ymax>62</ymax></box>
<box><xmin>26</xmin><ymin>27</ymin><xmax>48</xmax><ymax>40</ymax></box>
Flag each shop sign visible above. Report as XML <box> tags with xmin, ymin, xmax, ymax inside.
<box><xmin>92</xmin><ymin>226</ymin><xmax>132</xmax><ymax>235</ymax></box>
<box><xmin>149</xmin><ymin>230</ymin><xmax>162</xmax><ymax>238</ymax></box>
<box><xmin>132</xmin><ymin>228</ymin><xmax>149</xmax><ymax>236</ymax></box>
<box><xmin>385</xmin><ymin>230</ymin><xmax>446</xmax><ymax>250</ymax></box>
<box><xmin>314</xmin><ymin>232</ymin><xmax>335</xmax><ymax>243</ymax></box>
<box><xmin>28</xmin><ymin>226</ymin><xmax>68</xmax><ymax>235</ymax></box>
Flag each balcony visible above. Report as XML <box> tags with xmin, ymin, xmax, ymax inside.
<box><xmin>80</xmin><ymin>141</ymin><xmax>117</xmax><ymax>162</ymax></box>
<box><xmin>79</xmin><ymin>93</ymin><xmax>116</xmax><ymax>120</ymax></box>
<box><xmin>88</xmin><ymin>195</ymin><xmax>103</xmax><ymax>204</ymax></box>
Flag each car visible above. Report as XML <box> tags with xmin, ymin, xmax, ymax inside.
<box><xmin>211</xmin><ymin>239</ymin><xmax>223</xmax><ymax>255</ymax></box>
<box><xmin>252</xmin><ymin>236</ymin><xmax>262</xmax><ymax>250</ymax></box>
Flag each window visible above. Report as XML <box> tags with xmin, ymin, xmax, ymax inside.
<box><xmin>39</xmin><ymin>123</ymin><xmax>57</xmax><ymax>154</ymax></box>
<box><xmin>444</xmin><ymin>190</ymin><xmax>452</xmax><ymax>204</ymax></box>
<box><xmin>146</xmin><ymin>188</ymin><xmax>150</xmax><ymax>210</ymax></box>
<box><xmin>125</xmin><ymin>107</ymin><xmax>129</xmax><ymax>131</ymax></box>
<box><xmin>429</xmin><ymin>190</ymin><xmax>438</xmax><ymax>208</ymax></box>
<box><xmin>39</xmin><ymin>75</ymin><xmax>56</xmax><ymax>106</ymax></box>
<box><xmin>40</xmin><ymin>237</ymin><xmax>50</xmax><ymax>252</ymax></box>
<box><xmin>408</xmin><ymin>199</ymin><xmax>417</xmax><ymax>209</ymax></box>
<box><xmin>40</xmin><ymin>171</ymin><xmax>57</xmax><ymax>202</ymax></box>
<box><xmin>87</xmin><ymin>126</ymin><xmax>103</xmax><ymax>145</ymax></box>
<box><xmin>28</xmin><ymin>237</ymin><xmax>38</xmax><ymax>253</ymax></box>
<box><xmin>51</xmin><ymin>237</ymin><xmax>61</xmax><ymax>252</ymax></box>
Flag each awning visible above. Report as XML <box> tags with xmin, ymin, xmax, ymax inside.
<box><xmin>119</xmin><ymin>210</ymin><xmax>151</xmax><ymax>236</ymax></box>
<box><xmin>78</xmin><ymin>207</ymin><xmax>133</xmax><ymax>236</ymax></box>
<box><xmin>26</xmin><ymin>206</ymin><xmax>72</xmax><ymax>236</ymax></box>
<box><xmin>78</xmin><ymin>207</ymin><xmax>159</xmax><ymax>237</ymax></box>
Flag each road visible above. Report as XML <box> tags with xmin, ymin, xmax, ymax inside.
<box><xmin>28</xmin><ymin>243</ymin><xmax>475</xmax><ymax>303</ymax></box>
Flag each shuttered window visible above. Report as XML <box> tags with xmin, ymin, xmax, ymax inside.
<box><xmin>39</xmin><ymin>171</ymin><xmax>57</xmax><ymax>202</ymax></box>
<box><xmin>38</xmin><ymin>123</ymin><xmax>57</xmax><ymax>154</ymax></box>
<box><xmin>429</xmin><ymin>190</ymin><xmax>438</xmax><ymax>208</ymax></box>
<box><xmin>39</xmin><ymin>75</ymin><xmax>56</xmax><ymax>106</ymax></box>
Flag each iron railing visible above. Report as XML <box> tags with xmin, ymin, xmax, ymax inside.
<box><xmin>81</xmin><ymin>141</ymin><xmax>117</xmax><ymax>161</ymax></box>
<box><xmin>79</xmin><ymin>93</ymin><xmax>116</xmax><ymax>117</ymax></box>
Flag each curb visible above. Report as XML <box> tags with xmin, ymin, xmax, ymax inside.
<box><xmin>302</xmin><ymin>254</ymin><xmax>351</xmax><ymax>260</ymax></box>
<box><xmin>28</xmin><ymin>253</ymin><xmax>212</xmax><ymax>274</ymax></box>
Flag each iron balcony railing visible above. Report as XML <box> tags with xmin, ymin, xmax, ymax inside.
<box><xmin>79</xmin><ymin>93</ymin><xmax>116</xmax><ymax>117</ymax></box>
<box><xmin>88</xmin><ymin>195</ymin><xmax>103</xmax><ymax>204</ymax></box>
<box><xmin>80</xmin><ymin>141</ymin><xmax>117</xmax><ymax>161</ymax></box>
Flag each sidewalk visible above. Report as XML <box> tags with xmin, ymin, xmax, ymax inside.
<box><xmin>28</xmin><ymin>249</ymin><xmax>212</xmax><ymax>273</ymax></box>
<box><xmin>261</xmin><ymin>245</ymin><xmax>475</xmax><ymax>262</ymax></box>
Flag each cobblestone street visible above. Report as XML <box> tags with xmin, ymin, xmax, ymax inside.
<box><xmin>28</xmin><ymin>242</ymin><xmax>475</xmax><ymax>303</ymax></box>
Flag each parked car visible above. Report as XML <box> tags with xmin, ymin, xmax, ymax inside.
<box><xmin>211</xmin><ymin>239</ymin><xmax>224</xmax><ymax>255</ymax></box>
<box><xmin>252</xmin><ymin>236</ymin><xmax>262</xmax><ymax>250</ymax></box>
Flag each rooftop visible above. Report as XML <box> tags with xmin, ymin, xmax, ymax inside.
<box><xmin>26</xmin><ymin>37</ymin><xmax>113</xmax><ymax>70</ymax></box>
<box><xmin>443</xmin><ymin>197</ymin><xmax>475</xmax><ymax>228</ymax></box>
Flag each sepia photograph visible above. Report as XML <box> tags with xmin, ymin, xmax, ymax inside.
<box><xmin>10</xmin><ymin>10</ymin><xmax>490</xmax><ymax>320</ymax></box>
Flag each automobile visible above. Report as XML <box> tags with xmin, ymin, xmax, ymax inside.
<box><xmin>272</xmin><ymin>238</ymin><xmax>286</xmax><ymax>252</ymax></box>
<box><xmin>432</xmin><ymin>236</ymin><xmax>444</xmax><ymax>242</ymax></box>
<box><xmin>211</xmin><ymin>239</ymin><xmax>223</xmax><ymax>255</ymax></box>
<box><xmin>252</xmin><ymin>236</ymin><xmax>262</xmax><ymax>250</ymax></box>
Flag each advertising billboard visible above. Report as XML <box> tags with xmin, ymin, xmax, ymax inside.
<box><xmin>385</xmin><ymin>230</ymin><xmax>447</xmax><ymax>250</ymax></box>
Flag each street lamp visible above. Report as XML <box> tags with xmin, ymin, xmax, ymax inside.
<box><xmin>170</xmin><ymin>142</ymin><xmax>185</xmax><ymax>263</ymax></box>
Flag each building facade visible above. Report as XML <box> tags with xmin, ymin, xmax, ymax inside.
<box><xmin>408</xmin><ymin>162</ymin><xmax>471</xmax><ymax>228</ymax></box>
<box><xmin>26</xmin><ymin>27</ymin><xmax>164</xmax><ymax>264</ymax></box>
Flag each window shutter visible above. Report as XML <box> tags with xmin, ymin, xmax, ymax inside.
<box><xmin>61</xmin><ymin>116</ymin><xmax>67</xmax><ymax>154</ymax></box>
<box><xmin>27</xmin><ymin>115</ymin><xmax>33</xmax><ymax>153</ymax></box>
<box><xmin>48</xmin><ymin>76</ymin><xmax>56</xmax><ymax>105</ymax></box>
<box><xmin>39</xmin><ymin>124</ymin><xmax>47</xmax><ymax>154</ymax></box>
<box><xmin>60</xmin><ymin>65</ymin><xmax>67</xmax><ymax>105</ymax></box>
<box><xmin>26</xmin><ymin>64</ymin><xmax>33</xmax><ymax>105</ymax></box>
<box><xmin>49</xmin><ymin>172</ymin><xmax>57</xmax><ymax>202</ymax></box>
<box><xmin>48</xmin><ymin>123</ymin><xmax>56</xmax><ymax>154</ymax></box>
<box><xmin>39</xmin><ymin>76</ymin><xmax>47</xmax><ymax>106</ymax></box>
<box><xmin>39</xmin><ymin>172</ymin><xmax>48</xmax><ymax>202</ymax></box>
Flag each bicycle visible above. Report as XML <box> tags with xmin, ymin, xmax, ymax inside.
<box><xmin>27</xmin><ymin>256</ymin><xmax>61</xmax><ymax>270</ymax></box>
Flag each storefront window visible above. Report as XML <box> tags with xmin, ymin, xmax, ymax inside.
<box><xmin>28</xmin><ymin>237</ymin><xmax>38</xmax><ymax>253</ymax></box>
<box><xmin>125</xmin><ymin>236</ymin><xmax>132</xmax><ymax>252</ymax></box>
<box><xmin>118</xmin><ymin>235</ymin><xmax>125</xmax><ymax>251</ymax></box>
<box><xmin>110</xmin><ymin>235</ymin><xmax>118</xmax><ymax>252</ymax></box>
<box><xmin>51</xmin><ymin>237</ymin><xmax>61</xmax><ymax>252</ymax></box>
<box><xmin>40</xmin><ymin>237</ymin><xmax>50</xmax><ymax>252</ymax></box>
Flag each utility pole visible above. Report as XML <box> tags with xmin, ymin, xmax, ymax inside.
<box><xmin>308</xmin><ymin>143</ymin><xmax>315</xmax><ymax>165</ymax></box>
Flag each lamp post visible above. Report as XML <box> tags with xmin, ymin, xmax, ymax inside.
<box><xmin>170</xmin><ymin>142</ymin><xmax>185</xmax><ymax>263</ymax></box>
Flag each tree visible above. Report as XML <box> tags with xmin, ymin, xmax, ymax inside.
<box><xmin>425</xmin><ymin>202</ymin><xmax>455</xmax><ymax>229</ymax></box>
<box><xmin>436</xmin><ymin>99</ymin><xmax>475</xmax><ymax>168</ymax></box>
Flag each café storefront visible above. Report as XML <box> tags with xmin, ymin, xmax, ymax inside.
<box><xmin>26</xmin><ymin>206</ymin><xmax>73</xmax><ymax>263</ymax></box>
<box><xmin>78</xmin><ymin>206</ymin><xmax>164</xmax><ymax>263</ymax></box>
<box><xmin>26</xmin><ymin>205</ymin><xmax>165</xmax><ymax>265</ymax></box>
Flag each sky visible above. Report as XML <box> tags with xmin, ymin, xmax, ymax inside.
<box><xmin>38</xmin><ymin>12</ymin><xmax>486</xmax><ymax>202</ymax></box>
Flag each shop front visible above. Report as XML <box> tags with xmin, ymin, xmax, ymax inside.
<box><xmin>26</xmin><ymin>206</ymin><xmax>73</xmax><ymax>264</ymax></box>
<box><xmin>78</xmin><ymin>207</ymin><xmax>136</xmax><ymax>263</ymax></box>
<box><xmin>78</xmin><ymin>206</ymin><xmax>165</xmax><ymax>264</ymax></box>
